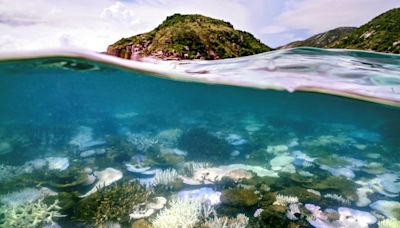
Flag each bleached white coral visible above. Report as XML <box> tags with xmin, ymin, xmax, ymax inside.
<box><xmin>378</xmin><ymin>219</ymin><xmax>400</xmax><ymax>228</ymax></box>
<box><xmin>324</xmin><ymin>193</ymin><xmax>350</xmax><ymax>205</ymax></box>
<box><xmin>153</xmin><ymin>168</ymin><xmax>179</xmax><ymax>188</ymax></box>
<box><xmin>286</xmin><ymin>203</ymin><xmax>301</xmax><ymax>220</ymax></box>
<box><xmin>0</xmin><ymin>164</ymin><xmax>27</xmax><ymax>182</ymax></box>
<box><xmin>182</xmin><ymin>162</ymin><xmax>211</xmax><ymax>176</ymax></box>
<box><xmin>126</xmin><ymin>133</ymin><xmax>158</xmax><ymax>152</ymax></box>
<box><xmin>0</xmin><ymin>199</ymin><xmax>65</xmax><ymax>228</ymax></box>
<box><xmin>152</xmin><ymin>198</ymin><xmax>202</xmax><ymax>228</ymax></box>
<box><xmin>0</xmin><ymin>187</ymin><xmax>57</xmax><ymax>207</ymax></box>
<box><xmin>273</xmin><ymin>194</ymin><xmax>299</xmax><ymax>206</ymax></box>
<box><xmin>307</xmin><ymin>189</ymin><xmax>321</xmax><ymax>197</ymax></box>
<box><xmin>204</xmin><ymin>214</ymin><xmax>249</xmax><ymax>228</ymax></box>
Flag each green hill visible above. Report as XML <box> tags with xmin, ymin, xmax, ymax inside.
<box><xmin>280</xmin><ymin>27</ymin><xmax>356</xmax><ymax>49</ymax></box>
<box><xmin>107</xmin><ymin>14</ymin><xmax>272</xmax><ymax>60</ymax></box>
<box><xmin>327</xmin><ymin>8</ymin><xmax>400</xmax><ymax>53</ymax></box>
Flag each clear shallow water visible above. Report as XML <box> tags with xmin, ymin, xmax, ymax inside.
<box><xmin>0</xmin><ymin>49</ymin><xmax>399</xmax><ymax>228</ymax></box>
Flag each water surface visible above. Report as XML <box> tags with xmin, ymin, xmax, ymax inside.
<box><xmin>0</xmin><ymin>49</ymin><xmax>399</xmax><ymax>228</ymax></box>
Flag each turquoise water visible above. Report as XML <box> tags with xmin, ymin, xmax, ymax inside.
<box><xmin>0</xmin><ymin>49</ymin><xmax>399</xmax><ymax>227</ymax></box>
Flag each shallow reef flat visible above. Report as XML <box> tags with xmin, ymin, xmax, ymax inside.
<box><xmin>0</xmin><ymin>53</ymin><xmax>399</xmax><ymax>227</ymax></box>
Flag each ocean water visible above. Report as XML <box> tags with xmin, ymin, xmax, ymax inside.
<box><xmin>0</xmin><ymin>48</ymin><xmax>399</xmax><ymax>227</ymax></box>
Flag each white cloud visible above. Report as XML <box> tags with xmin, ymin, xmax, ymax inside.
<box><xmin>261</xmin><ymin>25</ymin><xmax>288</xmax><ymax>34</ymax></box>
<box><xmin>273</xmin><ymin>0</ymin><xmax>400</xmax><ymax>34</ymax></box>
<box><xmin>100</xmin><ymin>2</ymin><xmax>140</xmax><ymax>29</ymax></box>
<box><xmin>0</xmin><ymin>0</ymin><xmax>399</xmax><ymax>52</ymax></box>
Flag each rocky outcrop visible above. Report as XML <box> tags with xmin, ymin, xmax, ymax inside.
<box><xmin>107</xmin><ymin>14</ymin><xmax>272</xmax><ymax>60</ymax></box>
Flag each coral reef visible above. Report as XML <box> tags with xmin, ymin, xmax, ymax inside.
<box><xmin>129</xmin><ymin>196</ymin><xmax>167</xmax><ymax>220</ymax></box>
<box><xmin>178</xmin><ymin>187</ymin><xmax>221</xmax><ymax>205</ymax></box>
<box><xmin>378</xmin><ymin>219</ymin><xmax>400</xmax><ymax>228</ymax></box>
<box><xmin>273</xmin><ymin>194</ymin><xmax>299</xmax><ymax>207</ymax></box>
<box><xmin>323</xmin><ymin>193</ymin><xmax>350</xmax><ymax>205</ymax></box>
<box><xmin>152</xmin><ymin>197</ymin><xmax>202</xmax><ymax>228</ymax></box>
<box><xmin>180</xmin><ymin>164</ymin><xmax>277</xmax><ymax>185</ymax></box>
<box><xmin>126</xmin><ymin>132</ymin><xmax>159</xmax><ymax>152</ymax></box>
<box><xmin>178</xmin><ymin>128</ymin><xmax>231</xmax><ymax>163</ymax></box>
<box><xmin>75</xmin><ymin>181</ymin><xmax>151</xmax><ymax>225</ymax></box>
<box><xmin>370</xmin><ymin>200</ymin><xmax>400</xmax><ymax>220</ymax></box>
<box><xmin>220</xmin><ymin>188</ymin><xmax>258</xmax><ymax>207</ymax></box>
<box><xmin>204</xmin><ymin>213</ymin><xmax>249</xmax><ymax>228</ymax></box>
<box><xmin>46</xmin><ymin>157</ymin><xmax>70</xmax><ymax>171</ymax></box>
<box><xmin>0</xmin><ymin>199</ymin><xmax>65</xmax><ymax>228</ymax></box>
<box><xmin>80</xmin><ymin>167</ymin><xmax>123</xmax><ymax>197</ymax></box>
<box><xmin>1</xmin><ymin>187</ymin><xmax>57</xmax><ymax>207</ymax></box>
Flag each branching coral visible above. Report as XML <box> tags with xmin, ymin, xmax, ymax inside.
<box><xmin>204</xmin><ymin>214</ymin><xmax>249</xmax><ymax>228</ymax></box>
<box><xmin>75</xmin><ymin>181</ymin><xmax>151</xmax><ymax>225</ymax></box>
<box><xmin>153</xmin><ymin>168</ymin><xmax>179</xmax><ymax>187</ymax></box>
<box><xmin>378</xmin><ymin>219</ymin><xmax>400</xmax><ymax>228</ymax></box>
<box><xmin>323</xmin><ymin>193</ymin><xmax>350</xmax><ymax>205</ymax></box>
<box><xmin>152</xmin><ymin>197</ymin><xmax>202</xmax><ymax>228</ymax></box>
<box><xmin>0</xmin><ymin>199</ymin><xmax>65</xmax><ymax>228</ymax></box>
<box><xmin>273</xmin><ymin>194</ymin><xmax>299</xmax><ymax>206</ymax></box>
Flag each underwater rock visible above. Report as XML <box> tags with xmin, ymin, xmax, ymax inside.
<box><xmin>221</xmin><ymin>188</ymin><xmax>258</xmax><ymax>207</ymax></box>
<box><xmin>80</xmin><ymin>167</ymin><xmax>123</xmax><ymax>197</ymax></box>
<box><xmin>370</xmin><ymin>200</ymin><xmax>400</xmax><ymax>220</ymax></box>
<box><xmin>177</xmin><ymin>187</ymin><xmax>221</xmax><ymax>205</ymax></box>
<box><xmin>46</xmin><ymin>157</ymin><xmax>69</xmax><ymax>171</ymax></box>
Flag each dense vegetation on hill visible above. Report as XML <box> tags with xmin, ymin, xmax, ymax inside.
<box><xmin>280</xmin><ymin>27</ymin><xmax>356</xmax><ymax>49</ymax></box>
<box><xmin>280</xmin><ymin>8</ymin><xmax>400</xmax><ymax>54</ymax></box>
<box><xmin>327</xmin><ymin>8</ymin><xmax>400</xmax><ymax>53</ymax></box>
<box><xmin>107</xmin><ymin>14</ymin><xmax>272</xmax><ymax>60</ymax></box>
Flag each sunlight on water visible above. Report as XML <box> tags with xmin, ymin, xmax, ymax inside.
<box><xmin>0</xmin><ymin>49</ymin><xmax>399</xmax><ymax>227</ymax></box>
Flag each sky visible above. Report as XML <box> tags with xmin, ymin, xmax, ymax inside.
<box><xmin>0</xmin><ymin>0</ymin><xmax>399</xmax><ymax>52</ymax></box>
